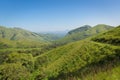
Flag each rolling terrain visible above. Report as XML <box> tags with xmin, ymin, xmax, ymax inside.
<box><xmin>0</xmin><ymin>26</ymin><xmax>50</xmax><ymax>48</ymax></box>
<box><xmin>35</xmin><ymin>26</ymin><xmax>120</xmax><ymax>80</ymax></box>
<box><xmin>55</xmin><ymin>24</ymin><xmax>113</xmax><ymax>45</ymax></box>
<box><xmin>0</xmin><ymin>25</ymin><xmax>119</xmax><ymax>80</ymax></box>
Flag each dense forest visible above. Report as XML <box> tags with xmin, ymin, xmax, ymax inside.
<box><xmin>0</xmin><ymin>25</ymin><xmax>120</xmax><ymax>80</ymax></box>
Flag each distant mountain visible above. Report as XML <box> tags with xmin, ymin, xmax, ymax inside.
<box><xmin>68</xmin><ymin>25</ymin><xmax>91</xmax><ymax>34</ymax></box>
<box><xmin>55</xmin><ymin>24</ymin><xmax>114</xmax><ymax>45</ymax></box>
<box><xmin>40</xmin><ymin>33</ymin><xmax>65</xmax><ymax>42</ymax></box>
<box><xmin>0</xmin><ymin>26</ymin><xmax>46</xmax><ymax>41</ymax></box>
<box><xmin>39</xmin><ymin>31</ymin><xmax>67</xmax><ymax>41</ymax></box>
<box><xmin>0</xmin><ymin>25</ymin><xmax>119</xmax><ymax>80</ymax></box>
<box><xmin>35</xmin><ymin>26</ymin><xmax>120</xmax><ymax>80</ymax></box>
<box><xmin>0</xmin><ymin>26</ymin><xmax>50</xmax><ymax>48</ymax></box>
<box><xmin>40</xmin><ymin>30</ymin><xmax>68</xmax><ymax>35</ymax></box>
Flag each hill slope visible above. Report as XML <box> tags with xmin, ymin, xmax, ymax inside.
<box><xmin>55</xmin><ymin>24</ymin><xmax>113</xmax><ymax>45</ymax></box>
<box><xmin>0</xmin><ymin>26</ymin><xmax>46</xmax><ymax>41</ymax></box>
<box><xmin>68</xmin><ymin>25</ymin><xmax>91</xmax><ymax>34</ymax></box>
<box><xmin>0</xmin><ymin>25</ymin><xmax>119</xmax><ymax>80</ymax></box>
<box><xmin>92</xmin><ymin>26</ymin><xmax>120</xmax><ymax>45</ymax></box>
<box><xmin>35</xmin><ymin>26</ymin><xmax>120</xmax><ymax>80</ymax></box>
<box><xmin>0</xmin><ymin>26</ymin><xmax>51</xmax><ymax>48</ymax></box>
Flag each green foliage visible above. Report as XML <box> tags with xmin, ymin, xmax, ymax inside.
<box><xmin>0</xmin><ymin>52</ymin><xmax>35</xmax><ymax>80</ymax></box>
<box><xmin>35</xmin><ymin>40</ymin><xmax>120</xmax><ymax>79</ymax></box>
<box><xmin>84</xmin><ymin>62</ymin><xmax>120</xmax><ymax>80</ymax></box>
<box><xmin>5</xmin><ymin>53</ymin><xmax>34</xmax><ymax>72</ymax></box>
<box><xmin>68</xmin><ymin>25</ymin><xmax>91</xmax><ymax>34</ymax></box>
<box><xmin>0</xmin><ymin>26</ymin><xmax>51</xmax><ymax>49</ymax></box>
<box><xmin>92</xmin><ymin>26</ymin><xmax>120</xmax><ymax>45</ymax></box>
<box><xmin>0</xmin><ymin>25</ymin><xmax>119</xmax><ymax>80</ymax></box>
<box><xmin>55</xmin><ymin>24</ymin><xmax>113</xmax><ymax>45</ymax></box>
<box><xmin>0</xmin><ymin>26</ymin><xmax>45</xmax><ymax>42</ymax></box>
<box><xmin>34</xmin><ymin>26</ymin><xmax>120</xmax><ymax>80</ymax></box>
<box><xmin>0</xmin><ymin>63</ymin><xmax>31</xmax><ymax>80</ymax></box>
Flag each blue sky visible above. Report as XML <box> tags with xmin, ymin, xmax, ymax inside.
<box><xmin>0</xmin><ymin>0</ymin><xmax>120</xmax><ymax>32</ymax></box>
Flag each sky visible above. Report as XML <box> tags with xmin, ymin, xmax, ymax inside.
<box><xmin>0</xmin><ymin>0</ymin><xmax>120</xmax><ymax>32</ymax></box>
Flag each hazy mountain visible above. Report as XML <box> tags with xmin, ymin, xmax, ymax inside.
<box><xmin>0</xmin><ymin>26</ymin><xmax>46</xmax><ymax>41</ymax></box>
<box><xmin>68</xmin><ymin>25</ymin><xmax>91</xmax><ymax>34</ymax></box>
<box><xmin>55</xmin><ymin>24</ymin><xmax>114</xmax><ymax>45</ymax></box>
<box><xmin>40</xmin><ymin>33</ymin><xmax>65</xmax><ymax>42</ymax></box>
<box><xmin>0</xmin><ymin>26</ymin><xmax>50</xmax><ymax>48</ymax></box>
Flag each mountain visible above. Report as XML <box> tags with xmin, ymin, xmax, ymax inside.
<box><xmin>68</xmin><ymin>25</ymin><xmax>91</xmax><ymax>34</ymax></box>
<box><xmin>34</xmin><ymin>26</ymin><xmax>120</xmax><ymax>80</ymax></box>
<box><xmin>0</xmin><ymin>26</ymin><xmax>50</xmax><ymax>48</ymax></box>
<box><xmin>40</xmin><ymin>33</ymin><xmax>66</xmax><ymax>42</ymax></box>
<box><xmin>0</xmin><ymin>26</ymin><xmax>46</xmax><ymax>41</ymax></box>
<box><xmin>55</xmin><ymin>24</ymin><xmax>114</xmax><ymax>45</ymax></box>
<box><xmin>92</xmin><ymin>26</ymin><xmax>120</xmax><ymax>45</ymax></box>
<box><xmin>39</xmin><ymin>30</ymin><xmax>68</xmax><ymax>42</ymax></box>
<box><xmin>0</xmin><ymin>25</ymin><xmax>119</xmax><ymax>80</ymax></box>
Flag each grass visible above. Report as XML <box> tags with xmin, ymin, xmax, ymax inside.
<box><xmin>0</xmin><ymin>26</ymin><xmax>119</xmax><ymax>80</ymax></box>
<box><xmin>34</xmin><ymin>26</ymin><xmax>120</xmax><ymax>80</ymax></box>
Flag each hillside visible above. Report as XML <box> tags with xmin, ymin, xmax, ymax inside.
<box><xmin>0</xmin><ymin>26</ymin><xmax>52</xmax><ymax>49</ymax></box>
<box><xmin>68</xmin><ymin>25</ymin><xmax>91</xmax><ymax>34</ymax></box>
<box><xmin>55</xmin><ymin>24</ymin><xmax>113</xmax><ymax>45</ymax></box>
<box><xmin>0</xmin><ymin>26</ymin><xmax>52</xmax><ymax>58</ymax></box>
<box><xmin>34</xmin><ymin>26</ymin><xmax>120</xmax><ymax>80</ymax></box>
<box><xmin>0</xmin><ymin>26</ymin><xmax>46</xmax><ymax>41</ymax></box>
<box><xmin>92</xmin><ymin>26</ymin><xmax>120</xmax><ymax>45</ymax></box>
<box><xmin>40</xmin><ymin>33</ymin><xmax>65</xmax><ymax>42</ymax></box>
<box><xmin>0</xmin><ymin>25</ymin><xmax>119</xmax><ymax>80</ymax></box>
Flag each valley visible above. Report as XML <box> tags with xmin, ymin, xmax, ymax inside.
<box><xmin>0</xmin><ymin>25</ymin><xmax>119</xmax><ymax>80</ymax></box>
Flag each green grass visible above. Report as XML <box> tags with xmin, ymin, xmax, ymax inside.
<box><xmin>0</xmin><ymin>25</ymin><xmax>119</xmax><ymax>80</ymax></box>
<box><xmin>35</xmin><ymin>40</ymin><xmax>120</xmax><ymax>80</ymax></box>
<box><xmin>54</xmin><ymin>24</ymin><xmax>113</xmax><ymax>46</ymax></box>
<box><xmin>92</xmin><ymin>26</ymin><xmax>120</xmax><ymax>45</ymax></box>
<box><xmin>34</xmin><ymin>26</ymin><xmax>120</xmax><ymax>80</ymax></box>
<box><xmin>84</xmin><ymin>64</ymin><xmax>120</xmax><ymax>80</ymax></box>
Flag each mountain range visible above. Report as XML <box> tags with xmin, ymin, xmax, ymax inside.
<box><xmin>35</xmin><ymin>26</ymin><xmax>120</xmax><ymax>80</ymax></box>
<box><xmin>54</xmin><ymin>24</ymin><xmax>113</xmax><ymax>46</ymax></box>
<box><xmin>0</xmin><ymin>24</ymin><xmax>119</xmax><ymax>80</ymax></box>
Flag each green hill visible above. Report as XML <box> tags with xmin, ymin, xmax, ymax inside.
<box><xmin>68</xmin><ymin>25</ymin><xmax>91</xmax><ymax>34</ymax></box>
<box><xmin>92</xmin><ymin>26</ymin><xmax>120</xmax><ymax>45</ymax></box>
<box><xmin>55</xmin><ymin>24</ymin><xmax>113</xmax><ymax>45</ymax></box>
<box><xmin>0</xmin><ymin>26</ymin><xmax>51</xmax><ymax>49</ymax></box>
<box><xmin>34</xmin><ymin>26</ymin><xmax>120</xmax><ymax>80</ymax></box>
<box><xmin>0</xmin><ymin>26</ymin><xmax>46</xmax><ymax>41</ymax></box>
<box><xmin>0</xmin><ymin>25</ymin><xmax>119</xmax><ymax>80</ymax></box>
<box><xmin>0</xmin><ymin>26</ymin><xmax>52</xmax><ymax>57</ymax></box>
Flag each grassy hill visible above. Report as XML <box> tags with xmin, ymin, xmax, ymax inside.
<box><xmin>0</xmin><ymin>25</ymin><xmax>119</xmax><ymax>80</ymax></box>
<box><xmin>68</xmin><ymin>25</ymin><xmax>91</xmax><ymax>34</ymax></box>
<box><xmin>0</xmin><ymin>26</ymin><xmax>53</xmax><ymax>57</ymax></box>
<box><xmin>0</xmin><ymin>26</ymin><xmax>52</xmax><ymax>49</ymax></box>
<box><xmin>0</xmin><ymin>26</ymin><xmax>46</xmax><ymax>41</ymax></box>
<box><xmin>55</xmin><ymin>24</ymin><xmax>113</xmax><ymax>45</ymax></box>
<box><xmin>34</xmin><ymin>26</ymin><xmax>120</xmax><ymax>80</ymax></box>
<box><xmin>92</xmin><ymin>26</ymin><xmax>120</xmax><ymax>45</ymax></box>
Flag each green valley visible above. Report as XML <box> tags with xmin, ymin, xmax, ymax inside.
<box><xmin>0</xmin><ymin>0</ymin><xmax>120</xmax><ymax>80</ymax></box>
<box><xmin>34</xmin><ymin>26</ymin><xmax>120</xmax><ymax>80</ymax></box>
<box><xmin>0</xmin><ymin>25</ymin><xmax>120</xmax><ymax>80</ymax></box>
